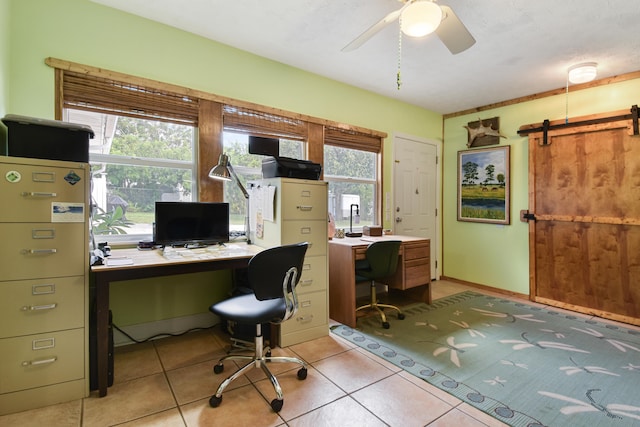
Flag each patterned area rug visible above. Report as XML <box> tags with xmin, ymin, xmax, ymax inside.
<box><xmin>331</xmin><ymin>291</ymin><xmax>640</xmax><ymax>427</ymax></box>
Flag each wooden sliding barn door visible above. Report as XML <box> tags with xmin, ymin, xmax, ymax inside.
<box><xmin>524</xmin><ymin>110</ymin><xmax>640</xmax><ymax>326</ymax></box>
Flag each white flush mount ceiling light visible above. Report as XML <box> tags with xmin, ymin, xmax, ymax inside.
<box><xmin>401</xmin><ymin>1</ymin><xmax>443</xmax><ymax>38</ymax></box>
<box><xmin>568</xmin><ymin>62</ymin><xmax>598</xmax><ymax>84</ymax></box>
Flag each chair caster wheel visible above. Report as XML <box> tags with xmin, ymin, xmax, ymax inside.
<box><xmin>209</xmin><ymin>395</ymin><xmax>222</xmax><ymax>407</ymax></box>
<box><xmin>270</xmin><ymin>398</ymin><xmax>283</xmax><ymax>412</ymax></box>
<box><xmin>382</xmin><ymin>321</ymin><xmax>390</xmax><ymax>329</ymax></box>
<box><xmin>213</xmin><ymin>364</ymin><xmax>224</xmax><ymax>374</ymax></box>
<box><xmin>297</xmin><ymin>367</ymin><xmax>308</xmax><ymax>380</ymax></box>
<box><xmin>397</xmin><ymin>313</ymin><xmax>405</xmax><ymax>320</ymax></box>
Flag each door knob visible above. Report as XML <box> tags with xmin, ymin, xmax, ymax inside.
<box><xmin>395</xmin><ymin>217</ymin><xmax>402</xmax><ymax>223</ymax></box>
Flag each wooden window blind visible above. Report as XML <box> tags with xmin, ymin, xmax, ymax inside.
<box><xmin>222</xmin><ymin>105</ymin><xmax>308</xmax><ymax>140</ymax></box>
<box><xmin>324</xmin><ymin>126</ymin><xmax>382</xmax><ymax>153</ymax></box>
<box><xmin>61</xmin><ymin>70</ymin><xmax>199</xmax><ymax>126</ymax></box>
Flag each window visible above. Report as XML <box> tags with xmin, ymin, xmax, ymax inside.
<box><xmin>65</xmin><ymin>109</ymin><xmax>196</xmax><ymax>241</ymax></box>
<box><xmin>324</xmin><ymin>145</ymin><xmax>378</xmax><ymax>230</ymax></box>
<box><xmin>50</xmin><ymin>59</ymin><xmax>386</xmax><ymax>240</ymax></box>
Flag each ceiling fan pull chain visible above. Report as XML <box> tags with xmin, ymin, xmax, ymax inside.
<box><xmin>397</xmin><ymin>21</ymin><xmax>403</xmax><ymax>90</ymax></box>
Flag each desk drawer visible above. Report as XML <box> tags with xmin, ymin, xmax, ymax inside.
<box><xmin>0</xmin><ymin>162</ymin><xmax>87</xmax><ymax>223</ymax></box>
<box><xmin>0</xmin><ymin>223</ymin><xmax>86</xmax><ymax>281</ymax></box>
<box><xmin>0</xmin><ymin>276</ymin><xmax>85</xmax><ymax>338</ymax></box>
<box><xmin>281</xmin><ymin>220</ymin><xmax>327</xmax><ymax>257</ymax></box>
<box><xmin>404</xmin><ymin>241</ymin><xmax>430</xmax><ymax>261</ymax></box>
<box><xmin>297</xmin><ymin>255</ymin><xmax>327</xmax><ymax>294</ymax></box>
<box><xmin>0</xmin><ymin>328</ymin><xmax>85</xmax><ymax>393</ymax></box>
<box><xmin>354</xmin><ymin>246</ymin><xmax>367</xmax><ymax>260</ymax></box>
<box><xmin>405</xmin><ymin>258</ymin><xmax>430</xmax><ymax>288</ymax></box>
<box><xmin>281</xmin><ymin>291</ymin><xmax>327</xmax><ymax>334</ymax></box>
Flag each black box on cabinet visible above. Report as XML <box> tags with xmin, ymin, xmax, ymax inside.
<box><xmin>1</xmin><ymin>114</ymin><xmax>93</xmax><ymax>162</ymax></box>
<box><xmin>262</xmin><ymin>156</ymin><xmax>321</xmax><ymax>180</ymax></box>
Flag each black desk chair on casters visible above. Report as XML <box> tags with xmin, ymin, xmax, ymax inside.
<box><xmin>355</xmin><ymin>240</ymin><xmax>405</xmax><ymax>329</ymax></box>
<box><xmin>208</xmin><ymin>242</ymin><xmax>309</xmax><ymax>413</ymax></box>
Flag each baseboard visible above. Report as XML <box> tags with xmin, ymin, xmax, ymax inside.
<box><xmin>113</xmin><ymin>312</ymin><xmax>221</xmax><ymax>347</ymax></box>
<box><xmin>439</xmin><ymin>276</ymin><xmax>529</xmax><ymax>300</ymax></box>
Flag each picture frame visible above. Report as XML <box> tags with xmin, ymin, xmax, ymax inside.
<box><xmin>457</xmin><ymin>145</ymin><xmax>510</xmax><ymax>224</ymax></box>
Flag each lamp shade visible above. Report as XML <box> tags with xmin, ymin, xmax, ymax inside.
<box><xmin>401</xmin><ymin>1</ymin><xmax>443</xmax><ymax>38</ymax></box>
<box><xmin>568</xmin><ymin>62</ymin><xmax>598</xmax><ymax>84</ymax></box>
<box><xmin>208</xmin><ymin>154</ymin><xmax>232</xmax><ymax>181</ymax></box>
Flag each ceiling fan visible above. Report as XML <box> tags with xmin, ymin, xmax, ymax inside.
<box><xmin>342</xmin><ymin>0</ymin><xmax>475</xmax><ymax>54</ymax></box>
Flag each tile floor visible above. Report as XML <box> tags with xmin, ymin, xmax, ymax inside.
<box><xmin>2</xmin><ymin>279</ymin><xmax>597</xmax><ymax>426</ymax></box>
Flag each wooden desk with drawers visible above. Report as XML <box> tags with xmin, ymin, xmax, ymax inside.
<box><xmin>328</xmin><ymin>236</ymin><xmax>431</xmax><ymax>328</ymax></box>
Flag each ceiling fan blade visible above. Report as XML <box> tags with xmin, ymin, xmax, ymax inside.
<box><xmin>342</xmin><ymin>5</ymin><xmax>408</xmax><ymax>52</ymax></box>
<box><xmin>435</xmin><ymin>5</ymin><xmax>475</xmax><ymax>54</ymax></box>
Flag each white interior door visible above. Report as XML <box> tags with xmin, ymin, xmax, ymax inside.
<box><xmin>393</xmin><ymin>134</ymin><xmax>440</xmax><ymax>279</ymax></box>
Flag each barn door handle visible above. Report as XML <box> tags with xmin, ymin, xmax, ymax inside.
<box><xmin>520</xmin><ymin>210</ymin><xmax>536</xmax><ymax>222</ymax></box>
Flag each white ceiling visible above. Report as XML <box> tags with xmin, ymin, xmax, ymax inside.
<box><xmin>91</xmin><ymin>0</ymin><xmax>640</xmax><ymax>115</ymax></box>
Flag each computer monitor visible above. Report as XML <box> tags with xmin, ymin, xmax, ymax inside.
<box><xmin>154</xmin><ymin>202</ymin><xmax>229</xmax><ymax>247</ymax></box>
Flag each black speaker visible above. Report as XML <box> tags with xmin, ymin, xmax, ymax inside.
<box><xmin>248</xmin><ymin>135</ymin><xmax>279</xmax><ymax>157</ymax></box>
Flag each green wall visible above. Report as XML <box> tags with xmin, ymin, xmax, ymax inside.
<box><xmin>442</xmin><ymin>79</ymin><xmax>640</xmax><ymax>295</ymax></box>
<box><xmin>0</xmin><ymin>0</ymin><xmax>9</xmax><ymax>116</ymax></box>
<box><xmin>4</xmin><ymin>0</ymin><xmax>441</xmax><ymax>326</ymax></box>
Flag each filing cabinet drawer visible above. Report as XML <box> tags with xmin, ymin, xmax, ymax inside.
<box><xmin>278</xmin><ymin>180</ymin><xmax>327</xmax><ymax>221</ymax></box>
<box><xmin>0</xmin><ymin>328</ymin><xmax>85</xmax><ymax>393</ymax></box>
<box><xmin>280</xmin><ymin>291</ymin><xmax>327</xmax><ymax>334</ymax></box>
<box><xmin>0</xmin><ymin>223</ymin><xmax>87</xmax><ymax>281</ymax></box>
<box><xmin>281</xmin><ymin>220</ymin><xmax>327</xmax><ymax>257</ymax></box>
<box><xmin>0</xmin><ymin>276</ymin><xmax>85</xmax><ymax>338</ymax></box>
<box><xmin>0</xmin><ymin>161</ymin><xmax>87</xmax><ymax>223</ymax></box>
<box><xmin>297</xmin><ymin>255</ymin><xmax>327</xmax><ymax>294</ymax></box>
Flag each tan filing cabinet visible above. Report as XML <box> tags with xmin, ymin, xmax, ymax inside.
<box><xmin>250</xmin><ymin>178</ymin><xmax>328</xmax><ymax>347</ymax></box>
<box><xmin>0</xmin><ymin>156</ymin><xmax>89</xmax><ymax>415</ymax></box>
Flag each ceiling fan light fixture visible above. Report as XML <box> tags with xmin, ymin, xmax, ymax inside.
<box><xmin>401</xmin><ymin>1</ymin><xmax>442</xmax><ymax>38</ymax></box>
<box><xmin>567</xmin><ymin>62</ymin><xmax>598</xmax><ymax>84</ymax></box>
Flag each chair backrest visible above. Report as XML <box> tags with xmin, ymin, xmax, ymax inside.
<box><xmin>360</xmin><ymin>240</ymin><xmax>401</xmax><ymax>278</ymax></box>
<box><xmin>247</xmin><ymin>242</ymin><xmax>308</xmax><ymax>301</ymax></box>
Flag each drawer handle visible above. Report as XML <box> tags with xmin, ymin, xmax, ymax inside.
<box><xmin>21</xmin><ymin>191</ymin><xmax>57</xmax><ymax>197</ymax></box>
<box><xmin>22</xmin><ymin>357</ymin><xmax>58</xmax><ymax>367</ymax></box>
<box><xmin>300</xmin><ymin>227</ymin><xmax>311</xmax><ymax>234</ymax></box>
<box><xmin>22</xmin><ymin>303</ymin><xmax>58</xmax><ymax>311</ymax></box>
<box><xmin>300</xmin><ymin>279</ymin><xmax>313</xmax><ymax>286</ymax></box>
<box><xmin>32</xmin><ymin>284</ymin><xmax>56</xmax><ymax>295</ymax></box>
<box><xmin>22</xmin><ymin>248</ymin><xmax>58</xmax><ymax>255</ymax></box>
<box><xmin>297</xmin><ymin>205</ymin><xmax>313</xmax><ymax>211</ymax></box>
<box><xmin>297</xmin><ymin>315</ymin><xmax>314</xmax><ymax>323</ymax></box>
<box><xmin>32</xmin><ymin>229</ymin><xmax>56</xmax><ymax>239</ymax></box>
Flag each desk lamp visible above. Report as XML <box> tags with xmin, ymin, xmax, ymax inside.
<box><xmin>346</xmin><ymin>203</ymin><xmax>362</xmax><ymax>237</ymax></box>
<box><xmin>209</xmin><ymin>153</ymin><xmax>251</xmax><ymax>244</ymax></box>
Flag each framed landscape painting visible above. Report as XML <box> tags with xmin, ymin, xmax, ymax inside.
<box><xmin>457</xmin><ymin>146</ymin><xmax>510</xmax><ymax>224</ymax></box>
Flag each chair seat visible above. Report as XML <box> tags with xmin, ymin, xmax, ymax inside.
<box><xmin>210</xmin><ymin>293</ymin><xmax>286</xmax><ymax>325</ymax></box>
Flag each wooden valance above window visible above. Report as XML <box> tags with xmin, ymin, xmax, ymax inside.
<box><xmin>324</xmin><ymin>126</ymin><xmax>382</xmax><ymax>153</ymax></box>
<box><xmin>46</xmin><ymin>57</ymin><xmax>387</xmax><ymax>147</ymax></box>
<box><xmin>222</xmin><ymin>105</ymin><xmax>307</xmax><ymax>140</ymax></box>
<box><xmin>60</xmin><ymin>70</ymin><xmax>200</xmax><ymax>126</ymax></box>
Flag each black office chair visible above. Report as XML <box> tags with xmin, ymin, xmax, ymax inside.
<box><xmin>355</xmin><ymin>240</ymin><xmax>405</xmax><ymax>329</ymax></box>
<box><xmin>208</xmin><ymin>242</ymin><xmax>309</xmax><ymax>413</ymax></box>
